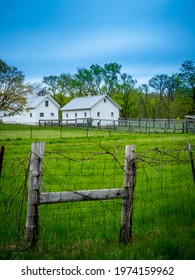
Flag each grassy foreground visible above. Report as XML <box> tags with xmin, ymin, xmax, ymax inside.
<box><xmin>0</xmin><ymin>124</ymin><xmax>195</xmax><ymax>259</ymax></box>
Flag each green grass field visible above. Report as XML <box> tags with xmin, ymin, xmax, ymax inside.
<box><xmin>0</xmin><ymin>124</ymin><xmax>195</xmax><ymax>259</ymax></box>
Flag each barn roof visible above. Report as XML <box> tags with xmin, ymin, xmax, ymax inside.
<box><xmin>26</xmin><ymin>88</ymin><xmax>60</xmax><ymax>109</ymax></box>
<box><xmin>186</xmin><ymin>115</ymin><xmax>195</xmax><ymax>120</ymax></box>
<box><xmin>60</xmin><ymin>94</ymin><xmax>121</xmax><ymax>111</ymax></box>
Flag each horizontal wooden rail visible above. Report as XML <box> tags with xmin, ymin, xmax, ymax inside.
<box><xmin>40</xmin><ymin>188</ymin><xmax>128</xmax><ymax>205</ymax></box>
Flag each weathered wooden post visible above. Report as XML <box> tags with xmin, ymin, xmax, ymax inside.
<box><xmin>164</xmin><ymin>122</ymin><xmax>167</xmax><ymax>133</ymax></box>
<box><xmin>120</xmin><ymin>145</ymin><xmax>136</xmax><ymax>243</ymax></box>
<box><xmin>30</xmin><ymin>125</ymin><xmax>33</xmax><ymax>139</ymax></box>
<box><xmin>145</xmin><ymin>122</ymin><xmax>147</xmax><ymax>133</ymax></box>
<box><xmin>60</xmin><ymin>124</ymin><xmax>63</xmax><ymax>138</ymax></box>
<box><xmin>188</xmin><ymin>142</ymin><xmax>195</xmax><ymax>183</ymax></box>
<box><xmin>128</xmin><ymin>121</ymin><xmax>131</xmax><ymax>133</ymax></box>
<box><xmin>173</xmin><ymin>123</ymin><xmax>176</xmax><ymax>133</ymax></box>
<box><xmin>25</xmin><ymin>142</ymin><xmax>44</xmax><ymax>248</ymax></box>
<box><xmin>183</xmin><ymin>121</ymin><xmax>186</xmax><ymax>133</ymax></box>
<box><xmin>0</xmin><ymin>146</ymin><xmax>5</xmax><ymax>178</ymax></box>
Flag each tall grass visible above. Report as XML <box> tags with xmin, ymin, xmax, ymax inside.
<box><xmin>0</xmin><ymin>124</ymin><xmax>195</xmax><ymax>259</ymax></box>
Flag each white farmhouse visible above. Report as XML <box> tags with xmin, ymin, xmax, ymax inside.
<box><xmin>2</xmin><ymin>88</ymin><xmax>60</xmax><ymax>125</ymax></box>
<box><xmin>60</xmin><ymin>94</ymin><xmax>121</xmax><ymax>126</ymax></box>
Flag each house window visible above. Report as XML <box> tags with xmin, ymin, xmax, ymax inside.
<box><xmin>66</xmin><ymin>113</ymin><xmax>68</xmax><ymax>118</ymax></box>
<box><xmin>75</xmin><ymin>113</ymin><xmax>77</xmax><ymax>118</ymax></box>
<box><xmin>30</xmin><ymin>113</ymin><xmax>32</xmax><ymax>118</ymax></box>
<box><xmin>45</xmin><ymin>100</ymin><xmax>49</xmax><ymax>107</ymax></box>
<box><xmin>84</xmin><ymin>112</ymin><xmax>87</xmax><ymax>117</ymax></box>
<box><xmin>40</xmin><ymin>113</ymin><xmax>44</xmax><ymax>117</ymax></box>
<box><xmin>50</xmin><ymin>112</ymin><xmax>54</xmax><ymax>117</ymax></box>
<box><xmin>104</xmin><ymin>98</ymin><xmax>106</xmax><ymax>103</ymax></box>
<box><xmin>111</xmin><ymin>112</ymin><xmax>114</xmax><ymax>117</ymax></box>
<box><xmin>97</xmin><ymin>112</ymin><xmax>100</xmax><ymax>117</ymax></box>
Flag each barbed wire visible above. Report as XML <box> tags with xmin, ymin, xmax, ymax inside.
<box><xmin>0</xmin><ymin>142</ymin><xmax>194</xmax><ymax>251</ymax></box>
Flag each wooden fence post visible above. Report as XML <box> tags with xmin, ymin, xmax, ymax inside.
<box><xmin>145</xmin><ymin>122</ymin><xmax>147</xmax><ymax>134</ymax></box>
<box><xmin>30</xmin><ymin>125</ymin><xmax>33</xmax><ymax>139</ymax></box>
<box><xmin>0</xmin><ymin>146</ymin><xmax>5</xmax><ymax>178</ymax></box>
<box><xmin>25</xmin><ymin>142</ymin><xmax>44</xmax><ymax>248</ymax></box>
<box><xmin>128</xmin><ymin>121</ymin><xmax>131</xmax><ymax>133</ymax></box>
<box><xmin>164</xmin><ymin>122</ymin><xmax>167</xmax><ymax>133</ymax></box>
<box><xmin>188</xmin><ymin>142</ymin><xmax>195</xmax><ymax>183</ymax></box>
<box><xmin>120</xmin><ymin>145</ymin><xmax>136</xmax><ymax>243</ymax></box>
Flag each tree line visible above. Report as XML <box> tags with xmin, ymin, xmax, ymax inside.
<box><xmin>1</xmin><ymin>59</ymin><xmax>195</xmax><ymax>119</ymax></box>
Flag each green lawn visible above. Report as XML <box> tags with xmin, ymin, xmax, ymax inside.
<box><xmin>0</xmin><ymin>124</ymin><xmax>195</xmax><ymax>259</ymax></box>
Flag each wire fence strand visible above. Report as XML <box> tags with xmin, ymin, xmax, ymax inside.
<box><xmin>0</xmin><ymin>141</ymin><xmax>195</xmax><ymax>258</ymax></box>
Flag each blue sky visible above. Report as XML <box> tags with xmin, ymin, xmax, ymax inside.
<box><xmin>1</xmin><ymin>0</ymin><xmax>195</xmax><ymax>85</ymax></box>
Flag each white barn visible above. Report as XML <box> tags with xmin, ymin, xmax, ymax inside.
<box><xmin>60</xmin><ymin>94</ymin><xmax>121</xmax><ymax>126</ymax></box>
<box><xmin>2</xmin><ymin>88</ymin><xmax>60</xmax><ymax>125</ymax></box>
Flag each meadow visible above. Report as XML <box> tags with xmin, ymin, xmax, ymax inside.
<box><xmin>0</xmin><ymin>124</ymin><xmax>195</xmax><ymax>259</ymax></box>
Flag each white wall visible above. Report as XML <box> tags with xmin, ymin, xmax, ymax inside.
<box><xmin>90</xmin><ymin>97</ymin><xmax>119</xmax><ymax>120</ymax></box>
<box><xmin>62</xmin><ymin>109</ymin><xmax>91</xmax><ymax>120</ymax></box>
<box><xmin>35</xmin><ymin>98</ymin><xmax>59</xmax><ymax>123</ymax></box>
<box><xmin>2</xmin><ymin>97</ymin><xmax>59</xmax><ymax>125</ymax></box>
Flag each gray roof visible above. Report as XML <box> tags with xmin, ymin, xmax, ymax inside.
<box><xmin>186</xmin><ymin>115</ymin><xmax>195</xmax><ymax>119</ymax></box>
<box><xmin>61</xmin><ymin>94</ymin><xmax>121</xmax><ymax>111</ymax></box>
<box><xmin>26</xmin><ymin>95</ymin><xmax>46</xmax><ymax>108</ymax></box>
<box><xmin>26</xmin><ymin>88</ymin><xmax>60</xmax><ymax>109</ymax></box>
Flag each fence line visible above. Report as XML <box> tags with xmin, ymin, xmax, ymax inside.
<box><xmin>1</xmin><ymin>119</ymin><xmax>195</xmax><ymax>142</ymax></box>
<box><xmin>38</xmin><ymin>118</ymin><xmax>195</xmax><ymax>134</ymax></box>
<box><xmin>0</xmin><ymin>139</ymin><xmax>195</xmax><ymax>259</ymax></box>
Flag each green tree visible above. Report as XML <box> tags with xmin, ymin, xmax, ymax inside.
<box><xmin>71</xmin><ymin>67</ymin><xmax>93</xmax><ymax>97</ymax></box>
<box><xmin>138</xmin><ymin>84</ymin><xmax>150</xmax><ymax>118</ymax></box>
<box><xmin>42</xmin><ymin>75</ymin><xmax>59</xmax><ymax>98</ymax></box>
<box><xmin>102</xmin><ymin>63</ymin><xmax>122</xmax><ymax>96</ymax></box>
<box><xmin>57</xmin><ymin>73</ymin><xmax>74</xmax><ymax>97</ymax></box>
<box><xmin>115</xmin><ymin>73</ymin><xmax>137</xmax><ymax>118</ymax></box>
<box><xmin>164</xmin><ymin>74</ymin><xmax>182</xmax><ymax>119</ymax></box>
<box><xmin>149</xmin><ymin>74</ymin><xmax>170</xmax><ymax>118</ymax></box>
<box><xmin>179</xmin><ymin>60</ymin><xmax>195</xmax><ymax>114</ymax></box>
<box><xmin>54</xmin><ymin>93</ymin><xmax>72</xmax><ymax>108</ymax></box>
<box><xmin>89</xmin><ymin>64</ymin><xmax>104</xmax><ymax>95</ymax></box>
<box><xmin>149</xmin><ymin>74</ymin><xmax>169</xmax><ymax>96</ymax></box>
<box><xmin>71</xmin><ymin>62</ymin><xmax>123</xmax><ymax>97</ymax></box>
<box><xmin>0</xmin><ymin>59</ymin><xmax>31</xmax><ymax>116</ymax></box>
